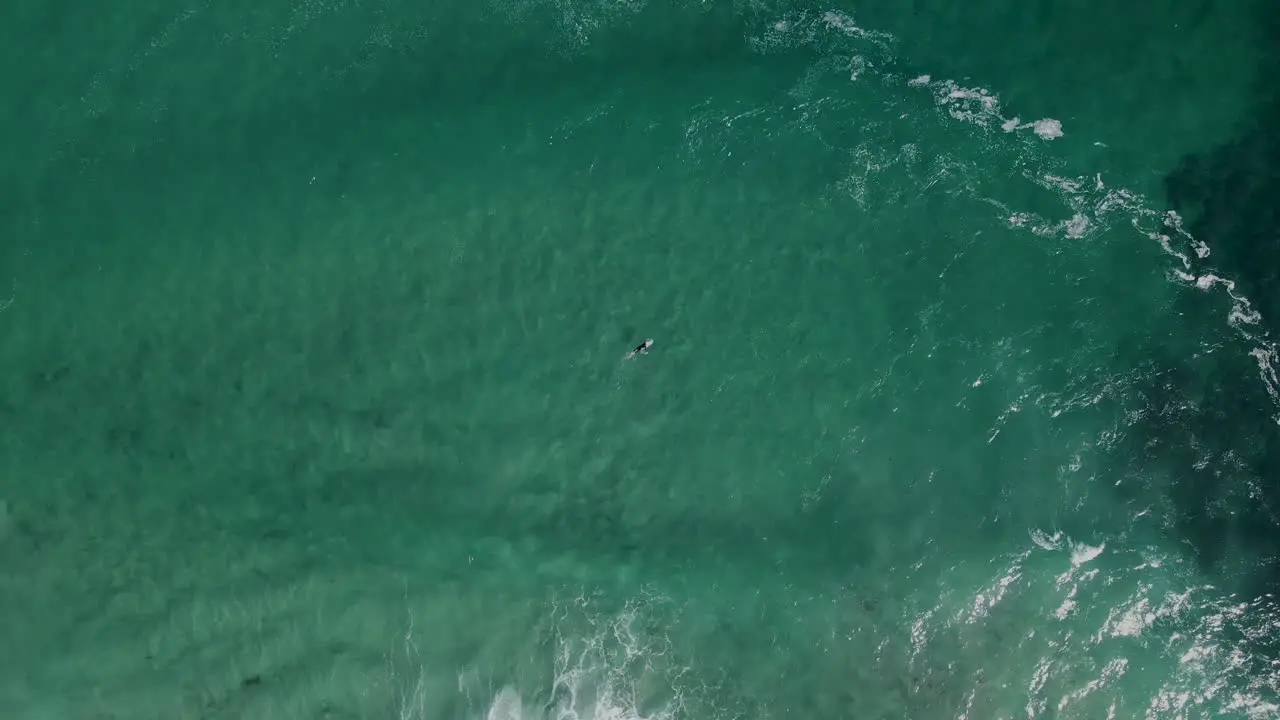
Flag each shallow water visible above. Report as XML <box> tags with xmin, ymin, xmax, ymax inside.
<box><xmin>1</xmin><ymin>1</ymin><xmax>1278</xmax><ymax>718</ymax></box>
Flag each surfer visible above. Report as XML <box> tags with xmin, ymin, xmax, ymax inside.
<box><xmin>626</xmin><ymin>338</ymin><xmax>653</xmax><ymax>359</ymax></box>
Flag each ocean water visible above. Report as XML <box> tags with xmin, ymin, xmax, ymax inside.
<box><xmin>1</xmin><ymin>1</ymin><xmax>1279</xmax><ymax>718</ymax></box>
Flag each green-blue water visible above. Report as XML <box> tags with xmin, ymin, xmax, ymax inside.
<box><xmin>2</xmin><ymin>1</ymin><xmax>1279</xmax><ymax>718</ymax></box>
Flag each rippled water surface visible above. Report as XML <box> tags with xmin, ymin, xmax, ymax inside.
<box><xmin>1</xmin><ymin>1</ymin><xmax>1278</xmax><ymax>718</ymax></box>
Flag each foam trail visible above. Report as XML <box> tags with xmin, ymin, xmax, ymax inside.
<box><xmin>900</xmin><ymin>74</ymin><xmax>1278</xmax><ymax>408</ymax></box>
<box><xmin>467</xmin><ymin>594</ymin><xmax>692</xmax><ymax>720</ymax></box>
<box><xmin>758</xmin><ymin>8</ymin><xmax>1271</xmax><ymax>392</ymax></box>
<box><xmin>753</xmin><ymin>9</ymin><xmax>1278</xmax><ymax>403</ymax></box>
<box><xmin>487</xmin><ymin>686</ymin><xmax>523</xmax><ymax>720</ymax></box>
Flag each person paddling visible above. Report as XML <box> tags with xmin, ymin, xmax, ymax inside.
<box><xmin>626</xmin><ymin>338</ymin><xmax>653</xmax><ymax>359</ymax></box>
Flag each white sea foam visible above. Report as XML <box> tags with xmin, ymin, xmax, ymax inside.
<box><xmin>469</xmin><ymin>595</ymin><xmax>687</xmax><ymax>720</ymax></box>
<box><xmin>1003</xmin><ymin>117</ymin><xmax>1064</xmax><ymax>139</ymax></box>
<box><xmin>820</xmin><ymin>9</ymin><xmax>895</xmax><ymax>44</ymax></box>
<box><xmin>1030</xmin><ymin>528</ymin><xmax>1063</xmax><ymax>551</ymax></box>
<box><xmin>1071</xmin><ymin>541</ymin><xmax>1105</xmax><ymax>566</ymax></box>
<box><xmin>889</xmin><ymin>59</ymin><xmax>1276</xmax><ymax>408</ymax></box>
<box><xmin>485</xmin><ymin>686</ymin><xmax>524</xmax><ymax>720</ymax></box>
<box><xmin>1250</xmin><ymin>347</ymin><xmax>1280</xmax><ymax>407</ymax></box>
<box><xmin>743</xmin><ymin>12</ymin><xmax>1260</xmax><ymax>366</ymax></box>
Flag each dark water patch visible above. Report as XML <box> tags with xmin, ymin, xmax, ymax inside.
<box><xmin>1164</xmin><ymin>1</ymin><xmax>1280</xmax><ymax>314</ymax></box>
<box><xmin>1153</xmin><ymin>2</ymin><xmax>1280</xmax><ymax>611</ymax></box>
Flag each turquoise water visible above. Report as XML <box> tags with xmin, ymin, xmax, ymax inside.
<box><xmin>2</xmin><ymin>1</ymin><xmax>1279</xmax><ymax>717</ymax></box>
